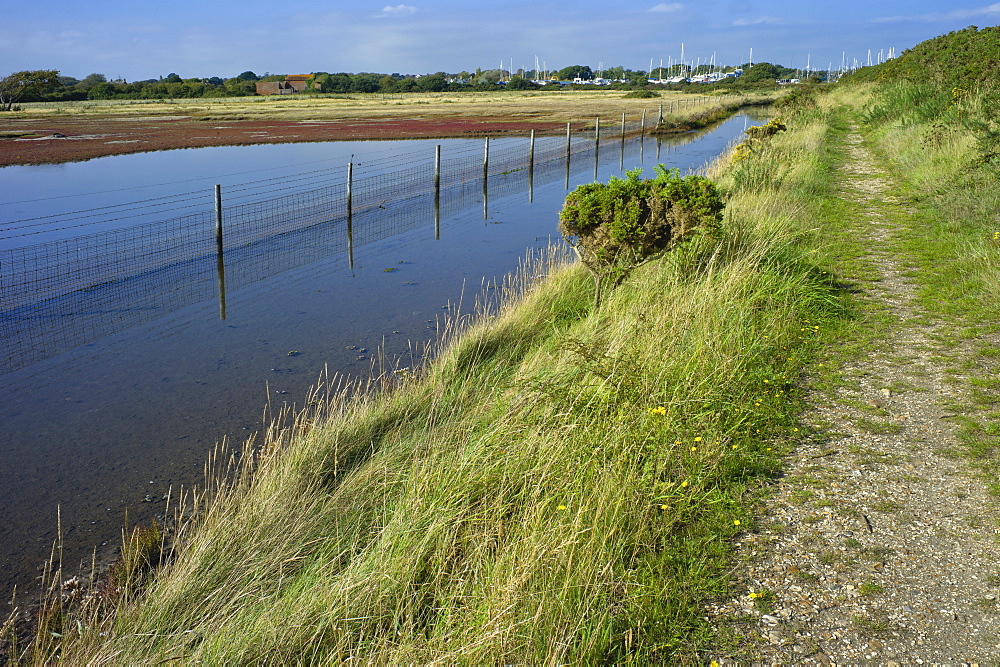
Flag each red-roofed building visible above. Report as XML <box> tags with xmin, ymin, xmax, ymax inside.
<box><xmin>256</xmin><ymin>75</ymin><xmax>320</xmax><ymax>95</ymax></box>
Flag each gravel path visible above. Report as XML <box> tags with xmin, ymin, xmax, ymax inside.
<box><xmin>708</xmin><ymin>127</ymin><xmax>1000</xmax><ymax>663</ymax></box>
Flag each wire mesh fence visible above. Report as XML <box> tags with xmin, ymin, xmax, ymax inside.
<box><xmin>0</xmin><ymin>100</ymin><xmax>736</xmax><ymax>374</ymax></box>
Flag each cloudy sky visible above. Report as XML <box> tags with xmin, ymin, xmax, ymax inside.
<box><xmin>2</xmin><ymin>0</ymin><xmax>998</xmax><ymax>80</ymax></box>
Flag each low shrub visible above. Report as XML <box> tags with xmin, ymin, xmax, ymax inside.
<box><xmin>623</xmin><ymin>90</ymin><xmax>660</xmax><ymax>99</ymax></box>
<box><xmin>558</xmin><ymin>165</ymin><xmax>724</xmax><ymax>293</ymax></box>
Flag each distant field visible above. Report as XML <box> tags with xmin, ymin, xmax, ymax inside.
<box><xmin>14</xmin><ymin>89</ymin><xmax>715</xmax><ymax>123</ymax></box>
<box><xmin>0</xmin><ymin>90</ymin><xmax>761</xmax><ymax>166</ymax></box>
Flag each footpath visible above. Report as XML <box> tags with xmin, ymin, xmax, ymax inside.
<box><xmin>708</xmin><ymin>126</ymin><xmax>1000</xmax><ymax>663</ymax></box>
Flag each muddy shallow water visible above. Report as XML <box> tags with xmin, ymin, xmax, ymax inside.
<box><xmin>0</xmin><ymin>114</ymin><xmax>564</xmax><ymax>167</ymax></box>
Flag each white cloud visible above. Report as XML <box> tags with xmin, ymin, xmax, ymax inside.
<box><xmin>650</xmin><ymin>3</ymin><xmax>683</xmax><ymax>12</ymax></box>
<box><xmin>872</xmin><ymin>2</ymin><xmax>1000</xmax><ymax>23</ymax></box>
<box><xmin>378</xmin><ymin>4</ymin><xmax>417</xmax><ymax>18</ymax></box>
<box><xmin>732</xmin><ymin>16</ymin><xmax>791</xmax><ymax>26</ymax></box>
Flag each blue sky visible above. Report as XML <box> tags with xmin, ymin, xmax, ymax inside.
<box><xmin>2</xmin><ymin>0</ymin><xmax>998</xmax><ymax>80</ymax></box>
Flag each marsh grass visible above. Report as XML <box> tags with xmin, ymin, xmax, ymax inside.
<box><xmin>654</xmin><ymin>92</ymin><xmax>778</xmax><ymax>134</ymax></box>
<box><xmin>34</xmin><ymin>95</ymin><xmax>859</xmax><ymax>664</ymax></box>
<box><xmin>11</xmin><ymin>89</ymin><xmax>759</xmax><ymax>129</ymax></box>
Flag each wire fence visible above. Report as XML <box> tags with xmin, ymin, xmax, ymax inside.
<box><xmin>0</xmin><ymin>98</ymin><xmax>740</xmax><ymax>374</ymax></box>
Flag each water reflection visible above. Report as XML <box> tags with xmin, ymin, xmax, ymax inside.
<box><xmin>1</xmin><ymin>123</ymin><xmax>743</xmax><ymax>377</ymax></box>
<box><xmin>0</xmin><ymin>113</ymin><xmax>760</xmax><ymax>603</ymax></box>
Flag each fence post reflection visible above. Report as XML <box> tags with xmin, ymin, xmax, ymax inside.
<box><xmin>483</xmin><ymin>137</ymin><xmax>489</xmax><ymax>221</ymax></box>
<box><xmin>214</xmin><ymin>184</ymin><xmax>226</xmax><ymax>320</ymax></box>
<box><xmin>347</xmin><ymin>162</ymin><xmax>354</xmax><ymax>271</ymax></box>
<box><xmin>594</xmin><ymin>118</ymin><xmax>600</xmax><ymax>181</ymax></box>
<box><xmin>528</xmin><ymin>130</ymin><xmax>534</xmax><ymax>204</ymax></box>
<box><xmin>434</xmin><ymin>144</ymin><xmax>441</xmax><ymax>240</ymax></box>
<box><xmin>620</xmin><ymin>112</ymin><xmax>626</xmax><ymax>171</ymax></box>
<box><xmin>565</xmin><ymin>122</ymin><xmax>571</xmax><ymax>190</ymax></box>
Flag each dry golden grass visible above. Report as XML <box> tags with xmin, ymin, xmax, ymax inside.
<box><xmin>18</xmin><ymin>89</ymin><xmax>736</xmax><ymax>125</ymax></box>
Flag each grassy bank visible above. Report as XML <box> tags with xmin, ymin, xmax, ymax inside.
<box><xmin>6</xmin><ymin>25</ymin><xmax>998</xmax><ymax>657</ymax></box>
<box><xmin>653</xmin><ymin>91</ymin><xmax>779</xmax><ymax>133</ymax></box>
<box><xmin>10</xmin><ymin>89</ymin><xmax>856</xmax><ymax>664</ymax></box>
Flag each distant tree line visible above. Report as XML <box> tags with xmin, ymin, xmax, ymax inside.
<box><xmin>2</xmin><ymin>62</ymin><xmax>816</xmax><ymax>106</ymax></box>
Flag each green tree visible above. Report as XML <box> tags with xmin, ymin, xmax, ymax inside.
<box><xmin>75</xmin><ymin>73</ymin><xmax>107</xmax><ymax>91</ymax></box>
<box><xmin>325</xmin><ymin>73</ymin><xmax>353</xmax><ymax>93</ymax></box>
<box><xmin>476</xmin><ymin>68</ymin><xmax>503</xmax><ymax>84</ymax></box>
<box><xmin>224</xmin><ymin>77</ymin><xmax>256</xmax><ymax>96</ymax></box>
<box><xmin>741</xmin><ymin>62</ymin><xmax>783</xmax><ymax>83</ymax></box>
<box><xmin>0</xmin><ymin>69</ymin><xmax>60</xmax><ymax>110</ymax></box>
<box><xmin>505</xmin><ymin>76</ymin><xmax>538</xmax><ymax>90</ymax></box>
<box><xmin>601</xmin><ymin>65</ymin><xmax>627</xmax><ymax>80</ymax></box>
<box><xmin>415</xmin><ymin>73</ymin><xmax>448</xmax><ymax>92</ymax></box>
<box><xmin>378</xmin><ymin>75</ymin><xmax>399</xmax><ymax>92</ymax></box>
<box><xmin>400</xmin><ymin>78</ymin><xmax>419</xmax><ymax>92</ymax></box>
<box><xmin>235</xmin><ymin>70</ymin><xmax>259</xmax><ymax>81</ymax></box>
<box><xmin>350</xmin><ymin>74</ymin><xmax>382</xmax><ymax>93</ymax></box>
<box><xmin>88</xmin><ymin>81</ymin><xmax>119</xmax><ymax>99</ymax></box>
<box><xmin>309</xmin><ymin>72</ymin><xmax>332</xmax><ymax>92</ymax></box>
<box><xmin>555</xmin><ymin>65</ymin><xmax>593</xmax><ymax>81</ymax></box>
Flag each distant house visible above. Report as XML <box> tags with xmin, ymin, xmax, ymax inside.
<box><xmin>255</xmin><ymin>75</ymin><xmax>320</xmax><ymax>95</ymax></box>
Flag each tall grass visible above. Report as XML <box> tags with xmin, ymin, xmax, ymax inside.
<box><xmin>33</xmin><ymin>99</ymin><xmax>855</xmax><ymax>664</ymax></box>
<box><xmin>860</xmin><ymin>80</ymin><xmax>1000</xmax><ymax>317</ymax></box>
<box><xmin>855</xmin><ymin>77</ymin><xmax>1000</xmax><ymax>478</ymax></box>
<box><xmin>654</xmin><ymin>91</ymin><xmax>779</xmax><ymax>133</ymax></box>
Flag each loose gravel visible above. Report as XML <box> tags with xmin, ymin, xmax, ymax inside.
<box><xmin>707</xmin><ymin>128</ymin><xmax>1000</xmax><ymax>663</ymax></box>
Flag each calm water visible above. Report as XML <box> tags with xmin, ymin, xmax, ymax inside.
<box><xmin>0</xmin><ymin>114</ymin><xmax>757</xmax><ymax>603</ymax></box>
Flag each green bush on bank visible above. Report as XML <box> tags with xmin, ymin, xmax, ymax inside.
<box><xmin>558</xmin><ymin>166</ymin><xmax>724</xmax><ymax>289</ymax></box>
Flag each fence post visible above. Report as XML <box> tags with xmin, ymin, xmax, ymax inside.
<box><xmin>658</xmin><ymin>104</ymin><xmax>663</xmax><ymax>124</ymax></box>
<box><xmin>528</xmin><ymin>129</ymin><xmax>535</xmax><ymax>204</ymax></box>
<box><xmin>641</xmin><ymin>108</ymin><xmax>646</xmax><ymax>135</ymax></box>
<box><xmin>214</xmin><ymin>184</ymin><xmax>223</xmax><ymax>251</ymax></box>
<box><xmin>620</xmin><ymin>112</ymin><xmax>626</xmax><ymax>141</ymax></box>
<box><xmin>434</xmin><ymin>145</ymin><xmax>441</xmax><ymax>239</ymax></box>
<box><xmin>347</xmin><ymin>162</ymin><xmax>353</xmax><ymax>219</ymax></box>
